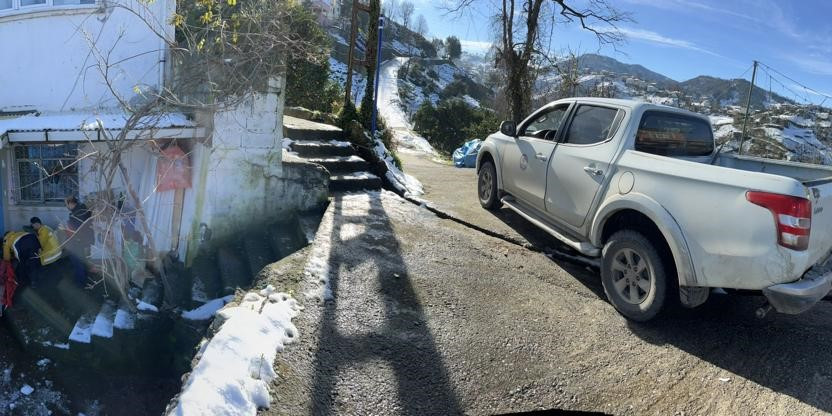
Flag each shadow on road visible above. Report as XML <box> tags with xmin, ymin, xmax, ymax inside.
<box><xmin>490</xmin><ymin>203</ymin><xmax>832</xmax><ymax>413</ymax></box>
<box><xmin>309</xmin><ymin>193</ymin><xmax>462</xmax><ymax>415</ymax></box>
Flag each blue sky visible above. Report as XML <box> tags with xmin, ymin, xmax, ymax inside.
<box><xmin>398</xmin><ymin>0</ymin><xmax>832</xmax><ymax>104</ymax></box>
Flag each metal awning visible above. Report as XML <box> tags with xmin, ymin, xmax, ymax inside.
<box><xmin>0</xmin><ymin>111</ymin><xmax>206</xmax><ymax>147</ymax></box>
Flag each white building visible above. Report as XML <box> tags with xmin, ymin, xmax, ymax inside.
<box><xmin>0</xmin><ymin>0</ymin><xmax>326</xmax><ymax>266</ymax></box>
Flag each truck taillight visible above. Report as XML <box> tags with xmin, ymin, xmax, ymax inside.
<box><xmin>746</xmin><ymin>191</ymin><xmax>811</xmax><ymax>251</ymax></box>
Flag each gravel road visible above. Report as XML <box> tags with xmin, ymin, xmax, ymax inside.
<box><xmin>265</xmin><ymin>153</ymin><xmax>832</xmax><ymax>416</ymax></box>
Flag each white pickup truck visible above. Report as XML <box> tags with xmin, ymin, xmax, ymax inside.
<box><xmin>476</xmin><ymin>97</ymin><xmax>832</xmax><ymax>321</ymax></box>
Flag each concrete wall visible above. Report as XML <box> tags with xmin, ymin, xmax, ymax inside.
<box><xmin>0</xmin><ymin>0</ymin><xmax>172</xmax><ymax>112</ymax></box>
<box><xmin>186</xmin><ymin>76</ymin><xmax>329</xmax><ymax>263</ymax></box>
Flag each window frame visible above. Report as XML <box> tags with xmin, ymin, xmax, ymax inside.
<box><xmin>517</xmin><ymin>102</ymin><xmax>574</xmax><ymax>142</ymax></box>
<box><xmin>0</xmin><ymin>0</ymin><xmax>97</xmax><ymax>17</ymax></box>
<box><xmin>559</xmin><ymin>103</ymin><xmax>625</xmax><ymax>147</ymax></box>
<box><xmin>13</xmin><ymin>143</ymin><xmax>80</xmax><ymax>206</ymax></box>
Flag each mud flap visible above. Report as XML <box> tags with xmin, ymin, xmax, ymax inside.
<box><xmin>680</xmin><ymin>286</ymin><xmax>709</xmax><ymax>308</ymax></box>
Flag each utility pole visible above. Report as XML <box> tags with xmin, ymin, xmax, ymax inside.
<box><xmin>370</xmin><ymin>17</ymin><xmax>385</xmax><ymax>135</ymax></box>
<box><xmin>345</xmin><ymin>0</ymin><xmax>371</xmax><ymax>105</ymax></box>
<box><xmin>739</xmin><ymin>60</ymin><xmax>758</xmax><ymax>155</ymax></box>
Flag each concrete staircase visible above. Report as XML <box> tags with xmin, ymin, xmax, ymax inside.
<box><xmin>284</xmin><ymin>116</ymin><xmax>382</xmax><ymax>193</ymax></box>
<box><xmin>3</xmin><ymin>214</ymin><xmax>320</xmax><ymax>374</ymax></box>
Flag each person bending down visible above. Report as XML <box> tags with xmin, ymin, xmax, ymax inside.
<box><xmin>3</xmin><ymin>231</ymin><xmax>42</xmax><ymax>288</ymax></box>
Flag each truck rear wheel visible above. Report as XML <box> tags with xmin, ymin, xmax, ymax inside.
<box><xmin>601</xmin><ymin>230</ymin><xmax>668</xmax><ymax>322</ymax></box>
<box><xmin>478</xmin><ymin>160</ymin><xmax>500</xmax><ymax>210</ymax></box>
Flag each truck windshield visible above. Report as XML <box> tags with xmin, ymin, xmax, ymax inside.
<box><xmin>635</xmin><ymin>111</ymin><xmax>714</xmax><ymax>156</ymax></box>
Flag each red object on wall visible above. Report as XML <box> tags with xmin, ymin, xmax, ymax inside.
<box><xmin>156</xmin><ymin>145</ymin><xmax>191</xmax><ymax>191</ymax></box>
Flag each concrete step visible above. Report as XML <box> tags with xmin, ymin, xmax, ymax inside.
<box><xmin>283</xmin><ymin>115</ymin><xmax>344</xmax><ymax>141</ymax></box>
<box><xmin>306</xmin><ymin>155</ymin><xmax>369</xmax><ymax>174</ymax></box>
<box><xmin>69</xmin><ymin>312</ymin><xmax>95</xmax><ymax>345</ymax></box>
<box><xmin>330</xmin><ymin>172</ymin><xmax>383</xmax><ymax>192</ymax></box>
<box><xmin>290</xmin><ymin>140</ymin><xmax>355</xmax><ymax>158</ymax></box>
<box><xmin>91</xmin><ymin>300</ymin><xmax>117</xmax><ymax>339</ymax></box>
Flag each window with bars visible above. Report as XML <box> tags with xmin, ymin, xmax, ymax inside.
<box><xmin>14</xmin><ymin>143</ymin><xmax>80</xmax><ymax>205</ymax></box>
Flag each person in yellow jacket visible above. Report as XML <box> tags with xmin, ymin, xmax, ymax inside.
<box><xmin>3</xmin><ymin>229</ymin><xmax>42</xmax><ymax>287</ymax></box>
<box><xmin>30</xmin><ymin>217</ymin><xmax>62</xmax><ymax>266</ymax></box>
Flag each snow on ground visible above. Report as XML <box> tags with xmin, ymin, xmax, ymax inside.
<box><xmin>0</xmin><ymin>364</ymin><xmax>69</xmax><ymax>415</ymax></box>
<box><xmin>169</xmin><ymin>286</ymin><xmax>301</xmax><ymax>415</ymax></box>
<box><xmin>377</xmin><ymin>58</ymin><xmax>438</xmax><ymax>157</ymax></box>
<box><xmin>709</xmin><ymin>116</ymin><xmax>734</xmax><ymax>126</ymax></box>
<box><xmin>329</xmin><ymin>57</ymin><xmax>367</xmax><ymax>104</ymax></box>
<box><xmin>182</xmin><ymin>295</ymin><xmax>235</xmax><ymax>321</ymax></box>
<box><xmin>136</xmin><ymin>300</ymin><xmax>158</xmax><ymax>312</ymax></box>
<box><xmin>372</xmin><ymin>132</ymin><xmax>424</xmax><ymax>196</ymax></box>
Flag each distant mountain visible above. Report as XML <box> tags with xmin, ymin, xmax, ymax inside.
<box><xmin>679</xmin><ymin>76</ymin><xmax>792</xmax><ymax>108</ymax></box>
<box><xmin>570</xmin><ymin>54</ymin><xmax>678</xmax><ymax>88</ymax></box>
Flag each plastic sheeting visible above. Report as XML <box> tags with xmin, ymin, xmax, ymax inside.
<box><xmin>453</xmin><ymin>139</ymin><xmax>482</xmax><ymax>168</ymax></box>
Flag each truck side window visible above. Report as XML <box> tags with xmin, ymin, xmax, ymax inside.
<box><xmin>563</xmin><ymin>105</ymin><xmax>620</xmax><ymax>145</ymax></box>
<box><xmin>520</xmin><ymin>105</ymin><xmax>568</xmax><ymax>140</ymax></box>
<box><xmin>636</xmin><ymin>112</ymin><xmax>714</xmax><ymax>156</ymax></box>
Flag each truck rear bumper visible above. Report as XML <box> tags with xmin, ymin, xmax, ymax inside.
<box><xmin>763</xmin><ymin>271</ymin><xmax>832</xmax><ymax>314</ymax></box>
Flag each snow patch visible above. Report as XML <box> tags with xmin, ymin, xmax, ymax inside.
<box><xmin>181</xmin><ymin>295</ymin><xmax>234</xmax><ymax>321</ymax></box>
<box><xmin>136</xmin><ymin>301</ymin><xmax>158</xmax><ymax>312</ymax></box>
<box><xmin>169</xmin><ymin>286</ymin><xmax>301</xmax><ymax>415</ymax></box>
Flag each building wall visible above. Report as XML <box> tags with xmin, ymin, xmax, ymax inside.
<box><xmin>185</xmin><ymin>76</ymin><xmax>329</xmax><ymax>263</ymax></box>
<box><xmin>0</xmin><ymin>0</ymin><xmax>172</xmax><ymax>112</ymax></box>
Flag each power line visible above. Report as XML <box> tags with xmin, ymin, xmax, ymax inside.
<box><xmin>758</xmin><ymin>61</ymin><xmax>832</xmax><ymax>101</ymax></box>
<box><xmin>759</xmin><ymin>66</ymin><xmax>813</xmax><ymax>105</ymax></box>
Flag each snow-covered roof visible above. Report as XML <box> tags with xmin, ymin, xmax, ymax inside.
<box><xmin>0</xmin><ymin>111</ymin><xmax>193</xmax><ymax>135</ymax></box>
<box><xmin>0</xmin><ymin>111</ymin><xmax>201</xmax><ymax>145</ymax></box>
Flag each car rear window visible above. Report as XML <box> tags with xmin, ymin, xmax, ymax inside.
<box><xmin>635</xmin><ymin>111</ymin><xmax>714</xmax><ymax>156</ymax></box>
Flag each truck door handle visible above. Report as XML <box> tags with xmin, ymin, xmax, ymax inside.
<box><xmin>584</xmin><ymin>166</ymin><xmax>603</xmax><ymax>176</ymax></box>
<box><xmin>535</xmin><ymin>153</ymin><xmax>548</xmax><ymax>161</ymax></box>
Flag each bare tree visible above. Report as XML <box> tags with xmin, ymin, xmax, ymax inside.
<box><xmin>416</xmin><ymin>14</ymin><xmax>428</xmax><ymax>37</ymax></box>
<box><xmin>451</xmin><ymin>0</ymin><xmax>631</xmax><ymax>121</ymax></box>
<box><xmin>384</xmin><ymin>0</ymin><xmax>400</xmax><ymax>22</ymax></box>
<box><xmin>400</xmin><ymin>0</ymin><xmax>415</xmax><ymax>30</ymax></box>
<box><xmin>33</xmin><ymin>0</ymin><xmax>329</xmax><ymax>309</ymax></box>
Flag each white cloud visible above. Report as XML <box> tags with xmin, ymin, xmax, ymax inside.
<box><xmin>459</xmin><ymin>40</ymin><xmax>493</xmax><ymax>55</ymax></box>
<box><xmin>618</xmin><ymin>27</ymin><xmax>722</xmax><ymax>57</ymax></box>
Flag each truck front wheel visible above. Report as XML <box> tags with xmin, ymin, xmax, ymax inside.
<box><xmin>601</xmin><ymin>230</ymin><xmax>668</xmax><ymax>322</ymax></box>
<box><xmin>478</xmin><ymin>160</ymin><xmax>501</xmax><ymax>210</ymax></box>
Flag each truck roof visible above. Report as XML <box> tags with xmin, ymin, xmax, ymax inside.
<box><xmin>552</xmin><ymin>97</ymin><xmax>709</xmax><ymax>121</ymax></box>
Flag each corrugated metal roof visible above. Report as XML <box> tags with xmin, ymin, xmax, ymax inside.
<box><xmin>0</xmin><ymin>111</ymin><xmax>195</xmax><ymax>136</ymax></box>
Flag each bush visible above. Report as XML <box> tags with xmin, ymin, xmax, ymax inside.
<box><xmin>281</xmin><ymin>5</ymin><xmax>340</xmax><ymax>113</ymax></box>
<box><xmin>338</xmin><ymin>100</ymin><xmax>360</xmax><ymax>130</ymax></box>
<box><xmin>413</xmin><ymin>98</ymin><xmax>500</xmax><ymax>155</ymax></box>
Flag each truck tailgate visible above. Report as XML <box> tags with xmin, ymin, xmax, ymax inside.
<box><xmin>806</xmin><ymin>179</ymin><xmax>832</xmax><ymax>266</ymax></box>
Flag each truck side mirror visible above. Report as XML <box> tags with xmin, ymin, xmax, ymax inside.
<box><xmin>500</xmin><ymin>121</ymin><xmax>517</xmax><ymax>137</ymax></box>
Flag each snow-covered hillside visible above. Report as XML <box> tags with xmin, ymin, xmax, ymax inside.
<box><xmin>377</xmin><ymin>58</ymin><xmax>437</xmax><ymax>155</ymax></box>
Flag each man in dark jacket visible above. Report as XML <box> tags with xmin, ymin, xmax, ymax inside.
<box><xmin>63</xmin><ymin>196</ymin><xmax>93</xmax><ymax>287</ymax></box>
